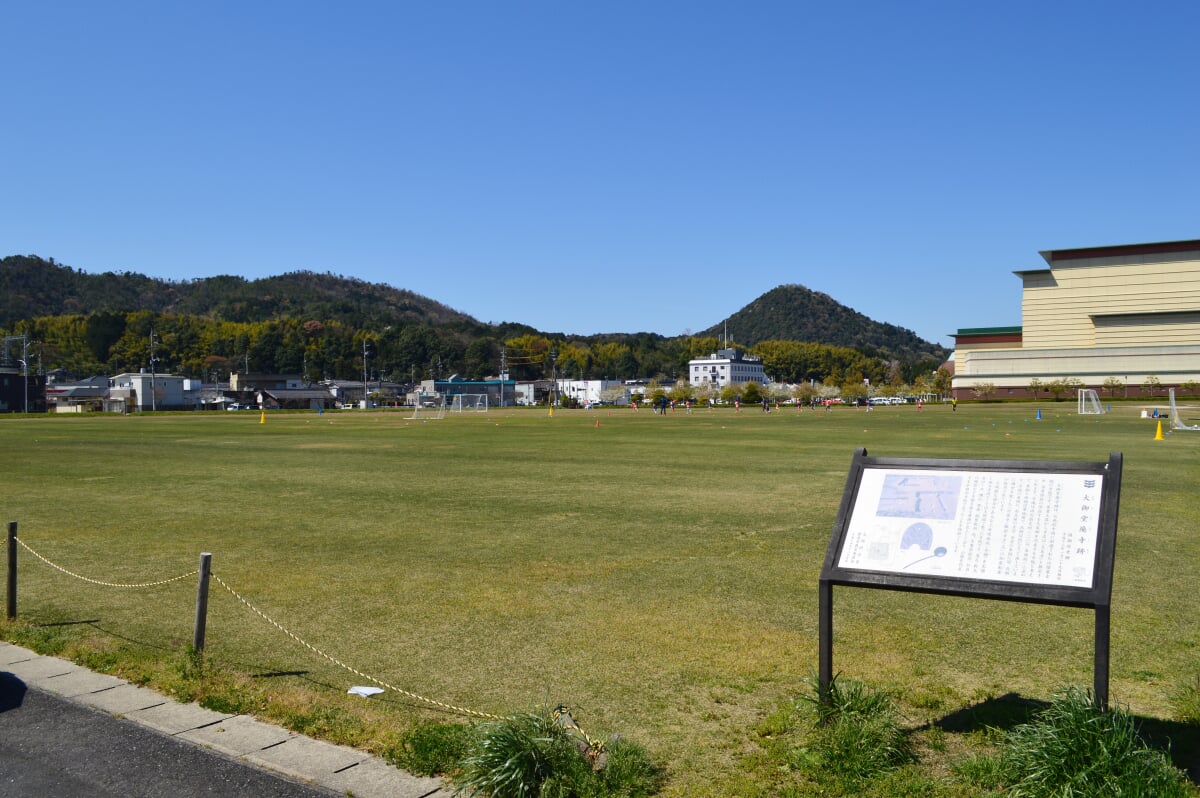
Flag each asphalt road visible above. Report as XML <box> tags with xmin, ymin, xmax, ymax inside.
<box><xmin>0</xmin><ymin>672</ymin><xmax>335</xmax><ymax>798</ymax></box>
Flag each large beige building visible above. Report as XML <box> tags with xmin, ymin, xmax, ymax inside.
<box><xmin>952</xmin><ymin>239</ymin><xmax>1200</xmax><ymax>400</ymax></box>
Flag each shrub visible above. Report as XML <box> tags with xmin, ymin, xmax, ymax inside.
<box><xmin>991</xmin><ymin>688</ymin><xmax>1191</xmax><ymax>797</ymax></box>
<box><xmin>792</xmin><ymin>676</ymin><xmax>915</xmax><ymax>790</ymax></box>
<box><xmin>453</xmin><ymin>709</ymin><xmax>663</xmax><ymax>797</ymax></box>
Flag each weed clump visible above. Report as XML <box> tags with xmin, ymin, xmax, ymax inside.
<box><xmin>788</xmin><ymin>675</ymin><xmax>915</xmax><ymax>791</ymax></box>
<box><xmin>453</xmin><ymin>708</ymin><xmax>663</xmax><ymax>797</ymax></box>
<box><xmin>964</xmin><ymin>687</ymin><xmax>1191</xmax><ymax>797</ymax></box>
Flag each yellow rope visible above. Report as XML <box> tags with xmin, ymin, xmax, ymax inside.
<box><xmin>12</xmin><ymin>537</ymin><xmax>603</xmax><ymax>742</ymax></box>
<box><xmin>211</xmin><ymin>572</ymin><xmax>503</xmax><ymax>720</ymax></box>
<box><xmin>15</xmin><ymin>537</ymin><xmax>198</xmax><ymax>588</ymax></box>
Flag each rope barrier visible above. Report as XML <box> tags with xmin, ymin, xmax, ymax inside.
<box><xmin>14</xmin><ymin>537</ymin><xmax>198</xmax><ymax>588</ymax></box>
<box><xmin>210</xmin><ymin>572</ymin><xmax>504</xmax><ymax>720</ymax></box>
<box><xmin>8</xmin><ymin>534</ymin><xmax>603</xmax><ymax>746</ymax></box>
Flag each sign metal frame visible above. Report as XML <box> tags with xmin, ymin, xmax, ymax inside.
<box><xmin>818</xmin><ymin>448</ymin><xmax>1123</xmax><ymax>709</ymax></box>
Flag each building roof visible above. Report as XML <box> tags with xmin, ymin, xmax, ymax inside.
<box><xmin>262</xmin><ymin>388</ymin><xmax>335</xmax><ymax>401</ymax></box>
<box><xmin>954</xmin><ymin>326</ymin><xmax>1022</xmax><ymax>336</ymax></box>
<box><xmin>45</xmin><ymin>385</ymin><xmax>107</xmax><ymax>399</ymax></box>
<box><xmin>1039</xmin><ymin>238</ymin><xmax>1200</xmax><ymax>265</ymax></box>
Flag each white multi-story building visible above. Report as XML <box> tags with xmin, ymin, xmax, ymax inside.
<box><xmin>688</xmin><ymin>348</ymin><xmax>766</xmax><ymax>388</ymax></box>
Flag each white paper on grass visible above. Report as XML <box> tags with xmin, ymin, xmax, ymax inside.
<box><xmin>348</xmin><ymin>686</ymin><xmax>384</xmax><ymax>697</ymax></box>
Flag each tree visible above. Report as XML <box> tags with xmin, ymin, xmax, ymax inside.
<box><xmin>740</xmin><ymin>381</ymin><xmax>763</xmax><ymax>404</ymax></box>
<box><xmin>554</xmin><ymin>341</ymin><xmax>592</xmax><ymax>380</ymax></box>
<box><xmin>203</xmin><ymin>355</ymin><xmax>232</xmax><ymax>381</ymax></box>
<box><xmin>692</xmin><ymin>381</ymin><xmax>716</xmax><ymax>407</ymax></box>
<box><xmin>840</xmin><ymin>380</ymin><xmax>868</xmax><ymax>405</ymax></box>
<box><xmin>793</xmin><ymin>382</ymin><xmax>819</xmax><ymax>406</ymax></box>
<box><xmin>591</xmin><ymin>342</ymin><xmax>633</xmax><ymax>380</ymax></box>
<box><xmin>932</xmin><ymin>367</ymin><xmax>952</xmax><ymax>397</ymax></box>
<box><xmin>1102</xmin><ymin>376</ymin><xmax>1124</xmax><ymax>398</ymax></box>
<box><xmin>1179</xmin><ymin>380</ymin><xmax>1200</xmax><ymax>398</ymax></box>
<box><xmin>972</xmin><ymin>382</ymin><xmax>997</xmax><ymax>401</ymax></box>
<box><xmin>84</xmin><ymin>312</ymin><xmax>126</xmax><ymax>363</ymax></box>
<box><xmin>1028</xmin><ymin>377</ymin><xmax>1043</xmax><ymax>397</ymax></box>
<box><xmin>504</xmin><ymin>334</ymin><xmax>553</xmax><ymax>380</ymax></box>
<box><xmin>643</xmin><ymin>378</ymin><xmax>662</xmax><ymax>402</ymax></box>
<box><xmin>669</xmin><ymin>379</ymin><xmax>693</xmax><ymax>402</ymax></box>
<box><xmin>1142</xmin><ymin>374</ymin><xmax>1162</xmax><ymax>397</ymax></box>
<box><xmin>464</xmin><ymin>337</ymin><xmax>500</xmax><ymax>381</ymax></box>
<box><xmin>1045</xmin><ymin>378</ymin><xmax>1067</xmax><ymax>400</ymax></box>
<box><xmin>768</xmin><ymin>382</ymin><xmax>793</xmax><ymax>403</ymax></box>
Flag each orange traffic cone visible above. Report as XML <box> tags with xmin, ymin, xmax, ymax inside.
<box><xmin>595</xmin><ymin>419</ymin><xmax>600</xmax><ymax>428</ymax></box>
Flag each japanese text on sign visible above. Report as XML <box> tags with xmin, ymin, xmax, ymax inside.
<box><xmin>836</xmin><ymin>469</ymin><xmax>1102</xmax><ymax>587</ymax></box>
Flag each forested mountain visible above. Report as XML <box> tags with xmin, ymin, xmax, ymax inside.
<box><xmin>1</xmin><ymin>255</ymin><xmax>948</xmax><ymax>388</ymax></box>
<box><xmin>705</xmin><ymin>284</ymin><xmax>945</xmax><ymax>361</ymax></box>
<box><xmin>0</xmin><ymin>255</ymin><xmax>474</xmax><ymax>329</ymax></box>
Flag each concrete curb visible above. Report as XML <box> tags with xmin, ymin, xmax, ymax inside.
<box><xmin>0</xmin><ymin>641</ymin><xmax>446</xmax><ymax>798</ymax></box>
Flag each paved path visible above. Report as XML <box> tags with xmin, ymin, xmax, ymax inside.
<box><xmin>0</xmin><ymin>642</ymin><xmax>445</xmax><ymax>798</ymax></box>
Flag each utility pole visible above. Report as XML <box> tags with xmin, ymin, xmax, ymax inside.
<box><xmin>4</xmin><ymin>335</ymin><xmax>31</xmax><ymax>413</ymax></box>
<box><xmin>500</xmin><ymin>349</ymin><xmax>507</xmax><ymax>408</ymax></box>
<box><xmin>551</xmin><ymin>348</ymin><xmax>558</xmax><ymax>407</ymax></box>
<box><xmin>22</xmin><ymin>336</ymin><xmax>29</xmax><ymax>414</ymax></box>
<box><xmin>361</xmin><ymin>339</ymin><xmax>369</xmax><ymax>407</ymax></box>
<box><xmin>149</xmin><ymin>328</ymin><xmax>157</xmax><ymax>412</ymax></box>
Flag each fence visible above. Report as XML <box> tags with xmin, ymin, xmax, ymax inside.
<box><xmin>4</xmin><ymin>520</ymin><xmax>501</xmax><ymax>721</ymax></box>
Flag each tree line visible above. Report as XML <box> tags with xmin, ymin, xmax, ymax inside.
<box><xmin>3</xmin><ymin>311</ymin><xmax>947</xmax><ymax>389</ymax></box>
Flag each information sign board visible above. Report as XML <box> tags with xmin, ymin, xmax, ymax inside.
<box><xmin>818</xmin><ymin>448</ymin><xmax>1122</xmax><ymax>708</ymax></box>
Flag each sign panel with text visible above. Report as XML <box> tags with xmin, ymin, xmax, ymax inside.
<box><xmin>818</xmin><ymin>448</ymin><xmax>1122</xmax><ymax>708</ymax></box>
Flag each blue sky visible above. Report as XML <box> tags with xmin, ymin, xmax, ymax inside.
<box><xmin>4</xmin><ymin>2</ymin><xmax>1198</xmax><ymax>347</ymax></box>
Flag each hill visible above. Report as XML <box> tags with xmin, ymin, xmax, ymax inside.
<box><xmin>704</xmin><ymin>284</ymin><xmax>946</xmax><ymax>360</ymax></box>
<box><xmin>1</xmin><ymin>256</ymin><xmax>946</xmax><ymax>380</ymax></box>
<box><xmin>0</xmin><ymin>255</ymin><xmax>476</xmax><ymax>330</ymax></box>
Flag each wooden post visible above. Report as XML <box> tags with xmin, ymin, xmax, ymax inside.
<box><xmin>6</xmin><ymin>522</ymin><xmax>16</xmax><ymax>620</ymax></box>
<box><xmin>193</xmin><ymin>553</ymin><xmax>212</xmax><ymax>654</ymax></box>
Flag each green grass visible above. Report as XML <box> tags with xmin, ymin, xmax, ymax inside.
<box><xmin>1</xmin><ymin>403</ymin><xmax>1198</xmax><ymax>795</ymax></box>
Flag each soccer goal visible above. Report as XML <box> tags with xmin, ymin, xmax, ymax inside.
<box><xmin>450</xmin><ymin>394</ymin><xmax>489</xmax><ymax>413</ymax></box>
<box><xmin>1169</xmin><ymin>388</ymin><xmax>1200</xmax><ymax>431</ymax></box>
<box><xmin>407</xmin><ymin>396</ymin><xmax>445</xmax><ymax>420</ymax></box>
<box><xmin>1077</xmin><ymin>389</ymin><xmax>1105</xmax><ymax>415</ymax></box>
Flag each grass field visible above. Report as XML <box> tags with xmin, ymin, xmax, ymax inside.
<box><xmin>2</xmin><ymin>401</ymin><xmax>1198</xmax><ymax>795</ymax></box>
